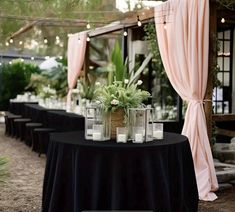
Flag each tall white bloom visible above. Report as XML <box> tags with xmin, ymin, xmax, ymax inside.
<box><xmin>111</xmin><ymin>99</ymin><xmax>119</xmax><ymax>106</ymax></box>
<box><xmin>137</xmin><ymin>80</ymin><xmax>143</xmax><ymax>85</ymax></box>
<box><xmin>124</xmin><ymin>79</ymin><xmax>129</xmax><ymax>84</ymax></box>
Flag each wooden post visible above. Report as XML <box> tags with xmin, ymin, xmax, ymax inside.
<box><xmin>205</xmin><ymin>0</ymin><xmax>217</xmax><ymax>144</ymax></box>
<box><xmin>83</xmin><ymin>40</ymin><xmax>90</xmax><ymax>81</ymax></box>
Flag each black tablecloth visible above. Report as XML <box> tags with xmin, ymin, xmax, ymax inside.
<box><xmin>42</xmin><ymin>131</ymin><xmax>198</xmax><ymax>212</ymax></box>
<box><xmin>47</xmin><ymin>110</ymin><xmax>84</xmax><ymax>131</ymax></box>
<box><xmin>9</xmin><ymin>101</ymin><xmax>38</xmax><ymax>115</ymax></box>
<box><xmin>24</xmin><ymin>104</ymin><xmax>65</xmax><ymax>126</ymax></box>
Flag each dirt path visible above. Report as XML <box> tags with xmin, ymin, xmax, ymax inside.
<box><xmin>0</xmin><ymin>123</ymin><xmax>235</xmax><ymax>212</ymax></box>
<box><xmin>0</xmin><ymin>124</ymin><xmax>45</xmax><ymax>212</ymax></box>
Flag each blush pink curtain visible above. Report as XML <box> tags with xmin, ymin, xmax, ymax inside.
<box><xmin>67</xmin><ymin>32</ymin><xmax>87</xmax><ymax>106</ymax></box>
<box><xmin>154</xmin><ymin>0</ymin><xmax>218</xmax><ymax>201</ymax></box>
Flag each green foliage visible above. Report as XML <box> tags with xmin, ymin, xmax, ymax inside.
<box><xmin>27</xmin><ymin>58</ymin><xmax>68</xmax><ymax>98</ymax></box>
<box><xmin>0</xmin><ymin>157</ymin><xmax>9</xmax><ymax>183</ymax></box>
<box><xmin>217</xmin><ymin>0</ymin><xmax>235</xmax><ymax>10</ymax></box>
<box><xmin>144</xmin><ymin>23</ymin><xmax>167</xmax><ymax>80</ymax></box>
<box><xmin>79</xmin><ymin>76</ymin><xmax>97</xmax><ymax>100</ymax></box>
<box><xmin>95</xmin><ymin>80</ymin><xmax>150</xmax><ymax>112</ymax></box>
<box><xmin>111</xmin><ymin>41</ymin><xmax>127</xmax><ymax>82</ymax></box>
<box><xmin>212</xmin><ymin>33</ymin><xmax>222</xmax><ymax>88</ymax></box>
<box><xmin>43</xmin><ymin>58</ymin><xmax>68</xmax><ymax>97</ymax></box>
<box><xmin>0</xmin><ymin>61</ymin><xmax>40</xmax><ymax>110</ymax></box>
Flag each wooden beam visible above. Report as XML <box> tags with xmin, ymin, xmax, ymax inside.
<box><xmin>205</xmin><ymin>0</ymin><xmax>217</xmax><ymax>144</ymax></box>
<box><xmin>212</xmin><ymin>114</ymin><xmax>235</xmax><ymax>121</ymax></box>
<box><xmin>216</xmin><ymin>128</ymin><xmax>235</xmax><ymax>137</ymax></box>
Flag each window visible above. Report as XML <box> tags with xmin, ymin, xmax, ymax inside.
<box><xmin>213</xmin><ymin>29</ymin><xmax>233</xmax><ymax>114</ymax></box>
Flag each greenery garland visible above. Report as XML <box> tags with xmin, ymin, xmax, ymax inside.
<box><xmin>217</xmin><ymin>0</ymin><xmax>235</xmax><ymax>10</ymax></box>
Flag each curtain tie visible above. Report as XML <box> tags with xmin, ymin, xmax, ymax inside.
<box><xmin>187</xmin><ymin>99</ymin><xmax>212</xmax><ymax>104</ymax></box>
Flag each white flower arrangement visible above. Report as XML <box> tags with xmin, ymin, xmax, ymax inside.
<box><xmin>94</xmin><ymin>80</ymin><xmax>150</xmax><ymax>112</ymax></box>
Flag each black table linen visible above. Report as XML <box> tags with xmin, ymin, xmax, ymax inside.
<box><xmin>42</xmin><ymin>131</ymin><xmax>198</xmax><ymax>212</ymax></box>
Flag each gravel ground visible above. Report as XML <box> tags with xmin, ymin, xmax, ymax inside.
<box><xmin>0</xmin><ymin>124</ymin><xmax>45</xmax><ymax>212</ymax></box>
<box><xmin>0</xmin><ymin>123</ymin><xmax>235</xmax><ymax>212</ymax></box>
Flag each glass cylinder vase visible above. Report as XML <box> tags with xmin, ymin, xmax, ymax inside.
<box><xmin>85</xmin><ymin>106</ymin><xmax>110</xmax><ymax>141</ymax></box>
<box><xmin>128</xmin><ymin>108</ymin><xmax>153</xmax><ymax>142</ymax></box>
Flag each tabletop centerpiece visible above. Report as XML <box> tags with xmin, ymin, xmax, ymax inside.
<box><xmin>93</xmin><ymin>42</ymin><xmax>151</xmax><ymax>139</ymax></box>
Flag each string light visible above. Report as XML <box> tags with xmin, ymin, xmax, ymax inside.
<box><xmin>31</xmin><ymin>57</ymin><xmax>35</xmax><ymax>60</ymax></box>
<box><xmin>163</xmin><ymin>21</ymin><xmax>167</xmax><ymax>29</ymax></box>
<box><xmin>123</xmin><ymin>28</ymin><xmax>128</xmax><ymax>36</ymax></box>
<box><xmin>86</xmin><ymin>36</ymin><xmax>90</xmax><ymax>42</ymax></box>
<box><xmin>9</xmin><ymin>61</ymin><xmax>12</xmax><ymax>65</ymax></box>
<box><xmin>221</xmin><ymin>18</ymin><xmax>225</xmax><ymax>23</ymax></box>
<box><xmin>5</xmin><ymin>42</ymin><xmax>9</xmax><ymax>46</ymax></box>
<box><xmin>20</xmin><ymin>58</ymin><xmax>24</xmax><ymax>62</ymax></box>
<box><xmin>137</xmin><ymin>15</ymin><xmax>142</xmax><ymax>27</ymax></box>
<box><xmin>56</xmin><ymin>36</ymin><xmax>60</xmax><ymax>40</ymax></box>
<box><xmin>44</xmin><ymin>37</ymin><xmax>48</xmax><ymax>44</ymax></box>
<box><xmin>86</xmin><ymin>22</ymin><xmax>91</xmax><ymax>29</ymax></box>
<box><xmin>59</xmin><ymin>56</ymin><xmax>63</xmax><ymax>60</ymax></box>
<box><xmin>9</xmin><ymin>38</ymin><xmax>13</xmax><ymax>43</ymax></box>
<box><xmin>19</xmin><ymin>41</ymin><xmax>23</xmax><ymax>45</ymax></box>
<box><xmin>137</xmin><ymin>3</ymin><xmax>142</xmax><ymax>9</ymax></box>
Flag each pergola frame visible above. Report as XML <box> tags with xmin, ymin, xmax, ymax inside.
<box><xmin>83</xmin><ymin>1</ymin><xmax>222</xmax><ymax>143</ymax></box>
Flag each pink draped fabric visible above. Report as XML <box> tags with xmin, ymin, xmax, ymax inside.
<box><xmin>154</xmin><ymin>0</ymin><xmax>218</xmax><ymax>201</ymax></box>
<box><xmin>67</xmin><ymin>32</ymin><xmax>87</xmax><ymax>106</ymax></box>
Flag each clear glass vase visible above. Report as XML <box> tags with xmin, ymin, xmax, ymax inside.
<box><xmin>128</xmin><ymin>108</ymin><xmax>153</xmax><ymax>142</ymax></box>
<box><xmin>85</xmin><ymin>106</ymin><xmax>111</xmax><ymax>141</ymax></box>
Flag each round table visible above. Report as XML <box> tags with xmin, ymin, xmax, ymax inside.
<box><xmin>42</xmin><ymin>131</ymin><xmax>198</xmax><ymax>212</ymax></box>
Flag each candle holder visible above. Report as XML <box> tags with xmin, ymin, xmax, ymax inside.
<box><xmin>116</xmin><ymin>127</ymin><xmax>128</xmax><ymax>143</ymax></box>
<box><xmin>128</xmin><ymin>108</ymin><xmax>153</xmax><ymax>143</ymax></box>
<box><xmin>153</xmin><ymin>123</ymin><xmax>164</xmax><ymax>139</ymax></box>
<box><xmin>85</xmin><ymin>106</ymin><xmax>110</xmax><ymax>141</ymax></box>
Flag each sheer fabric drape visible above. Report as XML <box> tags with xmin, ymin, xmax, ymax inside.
<box><xmin>67</xmin><ymin>32</ymin><xmax>87</xmax><ymax>106</ymax></box>
<box><xmin>154</xmin><ymin>0</ymin><xmax>218</xmax><ymax>201</ymax></box>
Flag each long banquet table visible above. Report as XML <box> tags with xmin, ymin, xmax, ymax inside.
<box><xmin>42</xmin><ymin>131</ymin><xmax>198</xmax><ymax>212</ymax></box>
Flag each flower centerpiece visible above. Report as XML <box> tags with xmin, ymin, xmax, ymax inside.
<box><xmin>94</xmin><ymin>79</ymin><xmax>150</xmax><ymax>139</ymax></box>
<box><xmin>39</xmin><ymin>85</ymin><xmax>56</xmax><ymax>100</ymax></box>
<box><xmin>88</xmin><ymin>41</ymin><xmax>151</xmax><ymax>139</ymax></box>
<box><xmin>95</xmin><ymin>79</ymin><xmax>150</xmax><ymax>113</ymax></box>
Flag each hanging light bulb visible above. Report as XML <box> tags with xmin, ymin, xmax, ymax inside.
<box><xmin>123</xmin><ymin>28</ymin><xmax>128</xmax><ymax>36</ymax></box>
<box><xmin>86</xmin><ymin>36</ymin><xmax>90</xmax><ymax>42</ymax></box>
<box><xmin>5</xmin><ymin>41</ymin><xmax>9</xmax><ymax>46</ymax></box>
<box><xmin>56</xmin><ymin>36</ymin><xmax>60</xmax><ymax>40</ymax></box>
<box><xmin>137</xmin><ymin>3</ymin><xmax>142</xmax><ymax>9</ymax></box>
<box><xmin>9</xmin><ymin>38</ymin><xmax>13</xmax><ymax>43</ymax></box>
<box><xmin>163</xmin><ymin>21</ymin><xmax>167</xmax><ymax>30</ymax></box>
<box><xmin>221</xmin><ymin>18</ymin><xmax>225</xmax><ymax>23</ymax></box>
<box><xmin>137</xmin><ymin>15</ymin><xmax>142</xmax><ymax>27</ymax></box>
<box><xmin>86</xmin><ymin>22</ymin><xmax>91</xmax><ymax>29</ymax></box>
<box><xmin>44</xmin><ymin>37</ymin><xmax>48</xmax><ymax>44</ymax></box>
<box><xmin>19</xmin><ymin>41</ymin><xmax>23</xmax><ymax>45</ymax></box>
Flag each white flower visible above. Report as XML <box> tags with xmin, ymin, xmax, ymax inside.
<box><xmin>95</xmin><ymin>82</ymin><xmax>101</xmax><ymax>86</ymax></box>
<box><xmin>124</xmin><ymin>79</ymin><xmax>129</xmax><ymax>84</ymax></box>
<box><xmin>111</xmin><ymin>99</ymin><xmax>119</xmax><ymax>106</ymax></box>
<box><xmin>72</xmin><ymin>89</ymin><xmax>79</xmax><ymax>94</ymax></box>
<box><xmin>137</xmin><ymin>80</ymin><xmax>143</xmax><ymax>85</ymax></box>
